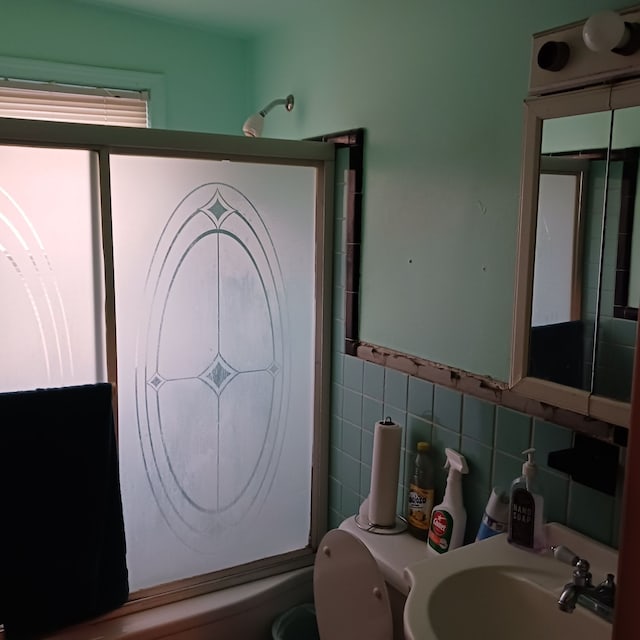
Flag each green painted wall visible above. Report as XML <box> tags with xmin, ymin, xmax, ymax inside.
<box><xmin>0</xmin><ymin>0</ymin><xmax>252</xmax><ymax>135</ymax></box>
<box><xmin>252</xmin><ymin>0</ymin><xmax>627</xmax><ymax>381</ymax></box>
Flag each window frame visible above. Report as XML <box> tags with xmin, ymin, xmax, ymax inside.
<box><xmin>0</xmin><ymin>56</ymin><xmax>166</xmax><ymax>127</ymax></box>
<box><xmin>0</xmin><ymin>116</ymin><xmax>334</xmax><ymax>614</ymax></box>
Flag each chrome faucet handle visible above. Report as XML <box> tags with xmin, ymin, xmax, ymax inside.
<box><xmin>551</xmin><ymin>546</ymin><xmax>592</xmax><ymax>586</ymax></box>
<box><xmin>572</xmin><ymin>559</ymin><xmax>592</xmax><ymax>587</ymax></box>
<box><xmin>595</xmin><ymin>574</ymin><xmax>616</xmax><ymax>605</ymax></box>
<box><xmin>598</xmin><ymin>574</ymin><xmax>616</xmax><ymax>590</ymax></box>
<box><xmin>551</xmin><ymin>544</ymin><xmax>580</xmax><ymax>566</ymax></box>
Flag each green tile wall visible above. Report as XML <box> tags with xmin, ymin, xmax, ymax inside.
<box><xmin>328</xmin><ymin>149</ymin><xmax>623</xmax><ymax>549</ymax></box>
<box><xmin>328</xmin><ymin>359</ymin><xmax>624</xmax><ymax>548</ymax></box>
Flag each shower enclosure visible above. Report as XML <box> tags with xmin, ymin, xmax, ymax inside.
<box><xmin>0</xmin><ymin>119</ymin><xmax>334</xmax><ymax>601</ymax></box>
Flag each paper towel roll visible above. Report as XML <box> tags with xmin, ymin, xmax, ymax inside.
<box><xmin>368</xmin><ymin>418</ymin><xmax>402</xmax><ymax>527</ymax></box>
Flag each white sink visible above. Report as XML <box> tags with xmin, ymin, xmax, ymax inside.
<box><xmin>403</xmin><ymin>523</ymin><xmax>616</xmax><ymax>640</ymax></box>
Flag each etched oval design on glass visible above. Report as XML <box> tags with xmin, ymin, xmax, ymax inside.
<box><xmin>137</xmin><ymin>183</ymin><xmax>288</xmax><ymax>552</ymax></box>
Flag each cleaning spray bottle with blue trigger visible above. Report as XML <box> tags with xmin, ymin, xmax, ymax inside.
<box><xmin>427</xmin><ymin>448</ymin><xmax>468</xmax><ymax>555</ymax></box>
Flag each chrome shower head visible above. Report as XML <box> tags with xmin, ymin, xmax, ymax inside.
<box><xmin>242</xmin><ymin>94</ymin><xmax>294</xmax><ymax>137</ymax></box>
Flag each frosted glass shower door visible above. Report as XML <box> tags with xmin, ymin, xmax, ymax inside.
<box><xmin>110</xmin><ymin>155</ymin><xmax>316</xmax><ymax>591</ymax></box>
<box><xmin>0</xmin><ymin>145</ymin><xmax>105</xmax><ymax>392</ymax></box>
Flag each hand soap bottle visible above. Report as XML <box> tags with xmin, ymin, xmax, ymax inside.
<box><xmin>427</xmin><ymin>448</ymin><xmax>468</xmax><ymax>555</ymax></box>
<box><xmin>507</xmin><ymin>448</ymin><xmax>546</xmax><ymax>551</ymax></box>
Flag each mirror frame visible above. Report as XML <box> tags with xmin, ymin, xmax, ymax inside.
<box><xmin>511</xmin><ymin>79</ymin><xmax>640</xmax><ymax>428</ymax></box>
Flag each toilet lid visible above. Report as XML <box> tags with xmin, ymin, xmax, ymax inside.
<box><xmin>313</xmin><ymin>529</ymin><xmax>393</xmax><ymax>640</ymax></box>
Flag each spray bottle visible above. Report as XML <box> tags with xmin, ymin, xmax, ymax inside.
<box><xmin>427</xmin><ymin>448</ymin><xmax>468</xmax><ymax>555</ymax></box>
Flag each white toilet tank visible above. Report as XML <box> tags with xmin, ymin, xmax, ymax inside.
<box><xmin>337</xmin><ymin>517</ymin><xmax>429</xmax><ymax>639</ymax></box>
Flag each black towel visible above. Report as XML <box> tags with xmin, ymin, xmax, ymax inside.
<box><xmin>0</xmin><ymin>383</ymin><xmax>129</xmax><ymax>639</ymax></box>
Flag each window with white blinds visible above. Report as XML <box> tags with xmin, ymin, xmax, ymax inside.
<box><xmin>0</xmin><ymin>80</ymin><xmax>148</xmax><ymax>127</ymax></box>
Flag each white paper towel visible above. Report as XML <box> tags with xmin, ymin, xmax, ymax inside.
<box><xmin>368</xmin><ymin>418</ymin><xmax>402</xmax><ymax>527</ymax></box>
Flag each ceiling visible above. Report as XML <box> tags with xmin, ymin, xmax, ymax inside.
<box><xmin>75</xmin><ymin>0</ymin><xmax>324</xmax><ymax>36</ymax></box>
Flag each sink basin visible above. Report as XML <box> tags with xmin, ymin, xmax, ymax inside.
<box><xmin>428</xmin><ymin>567</ymin><xmax>608</xmax><ymax>640</ymax></box>
<box><xmin>404</xmin><ymin>523</ymin><xmax>616</xmax><ymax>640</ymax></box>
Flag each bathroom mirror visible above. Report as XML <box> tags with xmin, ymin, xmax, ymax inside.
<box><xmin>512</xmin><ymin>80</ymin><xmax>640</xmax><ymax>427</ymax></box>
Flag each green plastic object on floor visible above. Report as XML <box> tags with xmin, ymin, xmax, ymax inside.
<box><xmin>271</xmin><ymin>603</ymin><xmax>319</xmax><ymax>640</ymax></box>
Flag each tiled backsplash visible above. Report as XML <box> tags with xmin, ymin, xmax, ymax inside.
<box><xmin>329</xmin><ymin>149</ymin><xmax>623</xmax><ymax>549</ymax></box>
<box><xmin>328</xmin><ymin>354</ymin><xmax>624</xmax><ymax>548</ymax></box>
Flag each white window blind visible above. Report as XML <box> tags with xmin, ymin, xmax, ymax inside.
<box><xmin>0</xmin><ymin>80</ymin><xmax>148</xmax><ymax>127</ymax></box>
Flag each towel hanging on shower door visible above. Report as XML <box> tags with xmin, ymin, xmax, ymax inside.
<box><xmin>0</xmin><ymin>382</ymin><xmax>129</xmax><ymax>639</ymax></box>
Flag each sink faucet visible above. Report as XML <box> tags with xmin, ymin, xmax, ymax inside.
<box><xmin>553</xmin><ymin>545</ymin><xmax>616</xmax><ymax>623</ymax></box>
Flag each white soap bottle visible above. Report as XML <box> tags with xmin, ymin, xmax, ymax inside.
<box><xmin>427</xmin><ymin>448</ymin><xmax>468</xmax><ymax>555</ymax></box>
<box><xmin>507</xmin><ymin>448</ymin><xmax>546</xmax><ymax>551</ymax></box>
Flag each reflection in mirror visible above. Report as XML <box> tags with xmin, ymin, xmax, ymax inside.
<box><xmin>593</xmin><ymin>105</ymin><xmax>640</xmax><ymax>402</ymax></box>
<box><xmin>527</xmin><ymin>105</ymin><xmax>640</xmax><ymax>404</ymax></box>
<box><xmin>528</xmin><ymin>112</ymin><xmax>611</xmax><ymax>391</ymax></box>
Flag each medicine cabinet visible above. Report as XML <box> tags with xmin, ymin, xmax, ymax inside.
<box><xmin>511</xmin><ymin>8</ymin><xmax>640</xmax><ymax>428</ymax></box>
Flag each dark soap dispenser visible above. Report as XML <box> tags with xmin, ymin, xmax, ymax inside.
<box><xmin>507</xmin><ymin>448</ymin><xmax>546</xmax><ymax>552</ymax></box>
